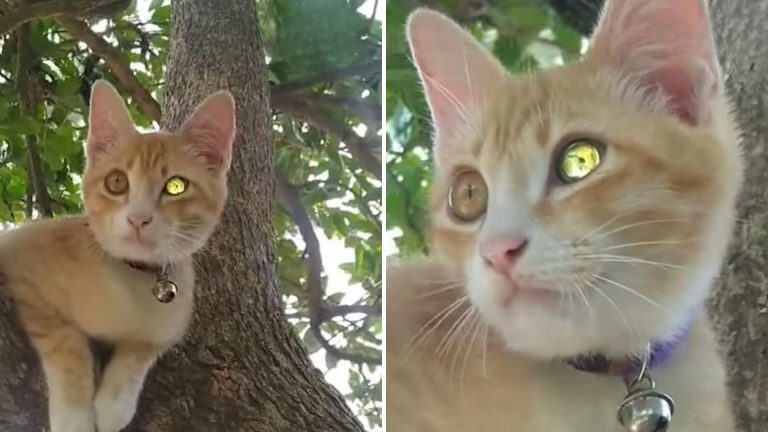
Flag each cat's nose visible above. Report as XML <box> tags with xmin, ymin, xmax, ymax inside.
<box><xmin>480</xmin><ymin>234</ymin><xmax>528</xmax><ymax>276</ymax></box>
<box><xmin>127</xmin><ymin>214</ymin><xmax>153</xmax><ymax>229</ymax></box>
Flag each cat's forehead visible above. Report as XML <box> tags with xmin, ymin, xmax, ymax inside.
<box><xmin>472</xmin><ymin>75</ymin><xmax>557</xmax><ymax>172</ymax></box>
<box><xmin>476</xmin><ymin>66</ymin><xmax>647</xmax><ymax>162</ymax></box>
<box><xmin>110</xmin><ymin>133</ymin><xmax>189</xmax><ymax>174</ymax></box>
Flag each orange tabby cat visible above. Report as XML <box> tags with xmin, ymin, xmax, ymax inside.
<box><xmin>0</xmin><ymin>80</ymin><xmax>235</xmax><ymax>432</ymax></box>
<box><xmin>387</xmin><ymin>0</ymin><xmax>741</xmax><ymax>430</ymax></box>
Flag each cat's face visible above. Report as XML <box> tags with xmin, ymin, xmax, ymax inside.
<box><xmin>409</xmin><ymin>0</ymin><xmax>742</xmax><ymax>359</ymax></box>
<box><xmin>82</xmin><ymin>81</ymin><xmax>235</xmax><ymax>264</ymax></box>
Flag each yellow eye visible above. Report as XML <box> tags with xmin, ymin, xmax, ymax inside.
<box><xmin>104</xmin><ymin>170</ymin><xmax>129</xmax><ymax>195</ymax></box>
<box><xmin>164</xmin><ymin>176</ymin><xmax>188</xmax><ymax>196</ymax></box>
<box><xmin>557</xmin><ymin>140</ymin><xmax>602</xmax><ymax>183</ymax></box>
<box><xmin>448</xmin><ymin>170</ymin><xmax>488</xmax><ymax>222</ymax></box>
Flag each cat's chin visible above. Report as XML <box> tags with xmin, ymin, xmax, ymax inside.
<box><xmin>98</xmin><ymin>236</ymin><xmax>186</xmax><ymax>266</ymax></box>
<box><xmin>467</xmin><ymin>267</ymin><xmax>623</xmax><ymax>359</ymax></box>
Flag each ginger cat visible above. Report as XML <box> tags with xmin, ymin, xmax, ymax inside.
<box><xmin>0</xmin><ymin>80</ymin><xmax>236</xmax><ymax>432</ymax></box>
<box><xmin>387</xmin><ymin>1</ymin><xmax>741</xmax><ymax>431</ymax></box>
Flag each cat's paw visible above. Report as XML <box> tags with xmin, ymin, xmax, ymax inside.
<box><xmin>50</xmin><ymin>407</ymin><xmax>95</xmax><ymax>432</ymax></box>
<box><xmin>94</xmin><ymin>387</ymin><xmax>139</xmax><ymax>432</ymax></box>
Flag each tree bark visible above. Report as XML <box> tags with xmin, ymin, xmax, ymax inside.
<box><xmin>707</xmin><ymin>1</ymin><xmax>768</xmax><ymax>430</ymax></box>
<box><xmin>543</xmin><ymin>0</ymin><xmax>768</xmax><ymax>430</ymax></box>
<box><xmin>0</xmin><ymin>0</ymin><xmax>366</xmax><ymax>431</ymax></box>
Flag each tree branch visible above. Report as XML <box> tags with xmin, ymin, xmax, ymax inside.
<box><xmin>276</xmin><ymin>171</ymin><xmax>380</xmax><ymax>365</ymax></box>
<box><xmin>273</xmin><ymin>92</ymin><xmax>381</xmax><ymax>180</ymax></box>
<box><xmin>24</xmin><ymin>176</ymin><xmax>33</xmax><ymax>220</ymax></box>
<box><xmin>271</xmin><ymin>59</ymin><xmax>381</xmax><ymax>94</ymax></box>
<box><xmin>323</xmin><ymin>304</ymin><xmax>381</xmax><ymax>319</ymax></box>
<box><xmin>546</xmin><ymin>0</ymin><xmax>603</xmax><ymax>36</ymax></box>
<box><xmin>16</xmin><ymin>23</ymin><xmax>52</xmax><ymax>218</ymax></box>
<box><xmin>57</xmin><ymin>17</ymin><xmax>162</xmax><ymax>122</ymax></box>
<box><xmin>313</xmin><ymin>93</ymin><xmax>381</xmax><ymax>131</ymax></box>
<box><xmin>55</xmin><ymin>18</ymin><xmax>380</xmax><ymax>180</ymax></box>
<box><xmin>0</xmin><ymin>0</ymin><xmax>130</xmax><ymax>35</ymax></box>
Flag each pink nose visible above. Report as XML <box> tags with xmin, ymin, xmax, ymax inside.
<box><xmin>127</xmin><ymin>214</ymin><xmax>153</xmax><ymax>229</ymax></box>
<box><xmin>480</xmin><ymin>234</ymin><xmax>528</xmax><ymax>276</ymax></box>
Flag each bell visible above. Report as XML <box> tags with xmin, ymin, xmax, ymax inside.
<box><xmin>152</xmin><ymin>278</ymin><xmax>178</xmax><ymax>303</ymax></box>
<box><xmin>617</xmin><ymin>387</ymin><xmax>674</xmax><ymax>432</ymax></box>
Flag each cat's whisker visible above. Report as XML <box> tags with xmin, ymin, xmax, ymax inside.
<box><xmin>594</xmin><ymin>238</ymin><xmax>697</xmax><ymax>252</ymax></box>
<box><xmin>406</xmin><ymin>296</ymin><xmax>468</xmax><ymax>357</ymax></box>
<box><xmin>447</xmin><ymin>308</ymin><xmax>478</xmax><ymax>388</ymax></box>
<box><xmin>481</xmin><ymin>321</ymin><xmax>489</xmax><ymax>378</ymax></box>
<box><xmin>591</xmin><ymin>273</ymin><xmax>666</xmax><ymax>311</ymax></box>
<box><xmin>435</xmin><ymin>306</ymin><xmax>473</xmax><ymax>362</ymax></box>
<box><xmin>416</xmin><ymin>281</ymin><xmax>465</xmax><ymax>299</ymax></box>
<box><xmin>589</xmin><ymin>218</ymin><xmax>688</xmax><ymax>240</ymax></box>
<box><xmin>582</xmin><ymin>277</ymin><xmax>637</xmax><ymax>339</ymax></box>
<box><xmin>572</xmin><ymin>276</ymin><xmax>592</xmax><ymax>315</ymax></box>
<box><xmin>578</xmin><ymin>254</ymin><xmax>686</xmax><ymax>270</ymax></box>
<box><xmin>576</xmin><ymin>212</ymin><xmax>627</xmax><ymax>244</ymax></box>
<box><xmin>420</xmin><ymin>277</ymin><xmax>467</xmax><ymax>285</ymax></box>
<box><xmin>460</xmin><ymin>312</ymin><xmax>484</xmax><ymax>391</ymax></box>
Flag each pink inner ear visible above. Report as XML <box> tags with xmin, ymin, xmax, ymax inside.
<box><xmin>407</xmin><ymin>9</ymin><xmax>506</xmax><ymax>139</ymax></box>
<box><xmin>86</xmin><ymin>80</ymin><xmax>136</xmax><ymax>164</ymax></box>
<box><xmin>648</xmin><ymin>66</ymin><xmax>699</xmax><ymax>125</ymax></box>
<box><xmin>180</xmin><ymin>91</ymin><xmax>236</xmax><ymax>170</ymax></box>
<box><xmin>587</xmin><ymin>0</ymin><xmax>720</xmax><ymax>125</ymax></box>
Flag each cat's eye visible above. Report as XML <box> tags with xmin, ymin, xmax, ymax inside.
<box><xmin>448</xmin><ymin>170</ymin><xmax>488</xmax><ymax>222</ymax></box>
<box><xmin>556</xmin><ymin>140</ymin><xmax>602</xmax><ymax>183</ymax></box>
<box><xmin>104</xmin><ymin>170</ymin><xmax>129</xmax><ymax>195</ymax></box>
<box><xmin>164</xmin><ymin>176</ymin><xmax>189</xmax><ymax>196</ymax></box>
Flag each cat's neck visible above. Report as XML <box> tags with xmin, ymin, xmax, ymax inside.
<box><xmin>123</xmin><ymin>259</ymin><xmax>164</xmax><ymax>274</ymax></box>
<box><xmin>564</xmin><ymin>313</ymin><xmax>697</xmax><ymax>379</ymax></box>
<box><xmin>80</xmin><ymin>218</ymin><xmax>184</xmax><ymax>273</ymax></box>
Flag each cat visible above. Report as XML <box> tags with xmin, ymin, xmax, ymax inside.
<box><xmin>387</xmin><ymin>0</ymin><xmax>742</xmax><ymax>431</ymax></box>
<box><xmin>0</xmin><ymin>80</ymin><xmax>236</xmax><ymax>432</ymax></box>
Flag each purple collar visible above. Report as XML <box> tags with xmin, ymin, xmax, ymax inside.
<box><xmin>564</xmin><ymin>319</ymin><xmax>694</xmax><ymax>380</ymax></box>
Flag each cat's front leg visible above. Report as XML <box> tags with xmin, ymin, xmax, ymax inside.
<box><xmin>94</xmin><ymin>341</ymin><xmax>159</xmax><ymax>432</ymax></box>
<box><xmin>27</xmin><ymin>323</ymin><xmax>96</xmax><ymax>432</ymax></box>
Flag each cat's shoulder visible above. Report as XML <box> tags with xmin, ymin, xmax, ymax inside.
<box><xmin>0</xmin><ymin>215</ymin><xmax>92</xmax><ymax>248</ymax></box>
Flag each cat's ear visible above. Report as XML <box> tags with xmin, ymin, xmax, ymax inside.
<box><xmin>407</xmin><ymin>9</ymin><xmax>506</xmax><ymax>140</ymax></box>
<box><xmin>86</xmin><ymin>80</ymin><xmax>137</xmax><ymax>164</ymax></box>
<box><xmin>586</xmin><ymin>0</ymin><xmax>720</xmax><ymax>125</ymax></box>
<box><xmin>179</xmin><ymin>90</ymin><xmax>236</xmax><ymax>171</ymax></box>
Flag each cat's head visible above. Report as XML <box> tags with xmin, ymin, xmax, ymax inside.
<box><xmin>82</xmin><ymin>80</ymin><xmax>236</xmax><ymax>265</ymax></box>
<box><xmin>408</xmin><ymin>0</ymin><xmax>742</xmax><ymax>359</ymax></box>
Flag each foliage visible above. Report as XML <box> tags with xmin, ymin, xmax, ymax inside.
<box><xmin>0</xmin><ymin>0</ymin><xmax>381</xmax><ymax>428</ymax></box>
<box><xmin>386</xmin><ymin>0</ymin><xmax>581</xmax><ymax>255</ymax></box>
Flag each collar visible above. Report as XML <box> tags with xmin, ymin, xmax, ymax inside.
<box><xmin>564</xmin><ymin>318</ymin><xmax>694</xmax><ymax>380</ymax></box>
<box><xmin>124</xmin><ymin>260</ymin><xmax>164</xmax><ymax>274</ymax></box>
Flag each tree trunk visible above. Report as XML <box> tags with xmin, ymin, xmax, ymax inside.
<box><xmin>543</xmin><ymin>0</ymin><xmax>768</xmax><ymax>430</ymax></box>
<box><xmin>707</xmin><ymin>0</ymin><xmax>768</xmax><ymax>430</ymax></box>
<box><xmin>0</xmin><ymin>1</ymin><xmax>365</xmax><ymax>431</ymax></box>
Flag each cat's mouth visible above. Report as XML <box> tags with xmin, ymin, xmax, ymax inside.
<box><xmin>126</xmin><ymin>232</ymin><xmax>157</xmax><ymax>248</ymax></box>
<box><xmin>497</xmin><ymin>280</ymin><xmax>562</xmax><ymax>307</ymax></box>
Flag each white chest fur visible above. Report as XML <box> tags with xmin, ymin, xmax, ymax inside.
<box><xmin>70</xmin><ymin>260</ymin><xmax>195</xmax><ymax>347</ymax></box>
